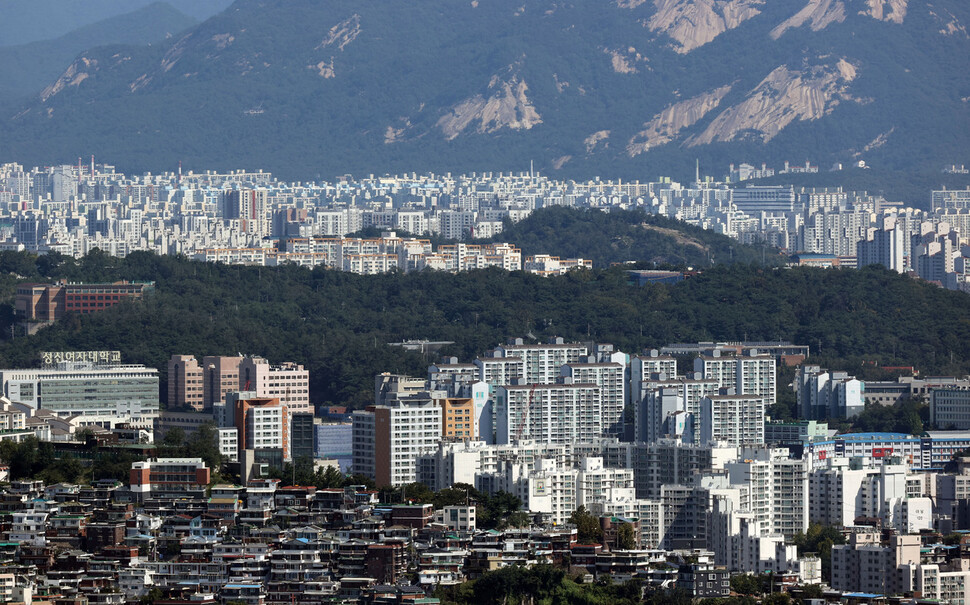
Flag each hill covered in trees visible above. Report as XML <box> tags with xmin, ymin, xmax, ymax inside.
<box><xmin>478</xmin><ymin>206</ymin><xmax>781</xmax><ymax>267</ymax></box>
<box><xmin>0</xmin><ymin>251</ymin><xmax>967</xmax><ymax>410</ymax></box>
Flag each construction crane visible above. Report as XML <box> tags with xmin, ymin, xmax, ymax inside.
<box><xmin>513</xmin><ymin>384</ymin><xmax>539</xmax><ymax>443</ymax></box>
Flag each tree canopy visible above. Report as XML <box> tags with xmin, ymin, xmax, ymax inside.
<box><xmin>0</xmin><ymin>248</ymin><xmax>968</xmax><ymax>414</ymax></box>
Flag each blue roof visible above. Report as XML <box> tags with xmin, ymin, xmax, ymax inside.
<box><xmin>838</xmin><ymin>432</ymin><xmax>914</xmax><ymax>441</ymax></box>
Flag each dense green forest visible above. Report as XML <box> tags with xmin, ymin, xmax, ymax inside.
<box><xmin>0</xmin><ymin>248</ymin><xmax>968</xmax><ymax>410</ymax></box>
<box><xmin>476</xmin><ymin>207</ymin><xmax>782</xmax><ymax>268</ymax></box>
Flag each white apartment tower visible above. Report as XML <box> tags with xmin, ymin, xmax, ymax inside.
<box><xmin>495</xmin><ymin>340</ymin><xmax>588</xmax><ymax>384</ymax></box>
<box><xmin>560</xmin><ymin>362</ymin><xmax>626</xmax><ymax>437</ymax></box>
<box><xmin>701</xmin><ymin>395</ymin><xmax>766</xmax><ymax>447</ymax></box>
<box><xmin>352</xmin><ymin>397</ymin><xmax>443</xmax><ymax>487</ymax></box>
<box><xmin>495</xmin><ymin>383</ymin><xmax>601</xmax><ymax>444</ymax></box>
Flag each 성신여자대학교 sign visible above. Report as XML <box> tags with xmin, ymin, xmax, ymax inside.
<box><xmin>40</xmin><ymin>350</ymin><xmax>122</xmax><ymax>367</ymax></box>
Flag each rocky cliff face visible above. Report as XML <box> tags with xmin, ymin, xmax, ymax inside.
<box><xmin>688</xmin><ymin>59</ymin><xmax>859</xmax><ymax>146</ymax></box>
<box><xmin>627</xmin><ymin>85</ymin><xmax>733</xmax><ymax>156</ymax></box>
<box><xmin>436</xmin><ymin>73</ymin><xmax>542</xmax><ymax>140</ymax></box>
<box><xmin>771</xmin><ymin>0</ymin><xmax>846</xmax><ymax>39</ymax></box>
<box><xmin>645</xmin><ymin>0</ymin><xmax>764</xmax><ymax>53</ymax></box>
<box><xmin>40</xmin><ymin>56</ymin><xmax>98</xmax><ymax>102</ymax></box>
<box><xmin>863</xmin><ymin>0</ymin><xmax>907</xmax><ymax>23</ymax></box>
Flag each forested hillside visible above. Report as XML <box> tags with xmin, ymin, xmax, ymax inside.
<box><xmin>479</xmin><ymin>207</ymin><xmax>781</xmax><ymax>267</ymax></box>
<box><xmin>0</xmin><ymin>251</ymin><xmax>967</xmax><ymax>410</ymax></box>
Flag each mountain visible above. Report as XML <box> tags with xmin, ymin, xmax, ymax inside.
<box><xmin>1</xmin><ymin>0</ymin><xmax>968</xmax><ymax>186</ymax></box>
<box><xmin>0</xmin><ymin>3</ymin><xmax>198</xmax><ymax>103</ymax></box>
<box><xmin>0</xmin><ymin>0</ymin><xmax>232</xmax><ymax>46</ymax></box>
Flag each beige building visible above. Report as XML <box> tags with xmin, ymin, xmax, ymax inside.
<box><xmin>176</xmin><ymin>354</ymin><xmax>311</xmax><ymax>414</ymax></box>
<box><xmin>239</xmin><ymin>357</ymin><xmax>310</xmax><ymax>414</ymax></box>
<box><xmin>203</xmin><ymin>355</ymin><xmax>243</xmax><ymax>409</ymax></box>
<box><xmin>167</xmin><ymin>355</ymin><xmax>204</xmax><ymax>411</ymax></box>
<box><xmin>831</xmin><ymin>533</ymin><xmax>920</xmax><ymax>595</ymax></box>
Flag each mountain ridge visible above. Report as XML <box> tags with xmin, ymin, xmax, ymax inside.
<box><xmin>1</xmin><ymin>0</ymin><xmax>968</xmax><ymax>182</ymax></box>
<box><xmin>0</xmin><ymin>2</ymin><xmax>197</xmax><ymax>103</ymax></box>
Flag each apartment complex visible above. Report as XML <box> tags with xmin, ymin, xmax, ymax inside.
<box><xmin>352</xmin><ymin>398</ymin><xmax>442</xmax><ymax>487</ymax></box>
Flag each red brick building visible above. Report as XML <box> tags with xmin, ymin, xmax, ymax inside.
<box><xmin>16</xmin><ymin>280</ymin><xmax>153</xmax><ymax>321</ymax></box>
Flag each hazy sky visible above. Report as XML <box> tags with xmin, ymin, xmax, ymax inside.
<box><xmin>0</xmin><ymin>0</ymin><xmax>233</xmax><ymax>47</ymax></box>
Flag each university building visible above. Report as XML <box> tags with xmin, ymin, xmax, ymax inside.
<box><xmin>15</xmin><ymin>280</ymin><xmax>153</xmax><ymax>321</ymax></box>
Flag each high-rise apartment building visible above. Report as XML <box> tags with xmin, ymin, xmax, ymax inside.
<box><xmin>352</xmin><ymin>397</ymin><xmax>442</xmax><ymax>487</ymax></box>
<box><xmin>233</xmin><ymin>396</ymin><xmax>289</xmax><ymax>461</ymax></box>
<box><xmin>439</xmin><ymin>397</ymin><xmax>475</xmax><ymax>440</ymax></box>
<box><xmin>560</xmin><ymin>362</ymin><xmax>626</xmax><ymax>437</ymax></box>
<box><xmin>631</xmin><ymin>351</ymin><xmax>678</xmax><ymax>391</ymax></box>
<box><xmin>700</xmin><ymin>395</ymin><xmax>765</xmax><ymax>447</ymax></box>
<box><xmin>736</xmin><ymin>354</ymin><xmax>776</xmax><ymax>404</ymax></box>
<box><xmin>634</xmin><ymin>378</ymin><xmax>720</xmax><ymax>443</ymax></box>
<box><xmin>795</xmin><ymin>365</ymin><xmax>864</xmax><ymax>419</ymax></box>
<box><xmin>495</xmin><ymin>340</ymin><xmax>588</xmax><ymax>384</ymax></box>
<box><xmin>857</xmin><ymin>218</ymin><xmax>905</xmax><ymax>273</ymax></box>
<box><xmin>694</xmin><ymin>351</ymin><xmax>777</xmax><ymax>404</ymax></box>
<box><xmin>726</xmin><ymin>447</ymin><xmax>809</xmax><ymax>539</ymax></box>
<box><xmin>495</xmin><ymin>382</ymin><xmax>601</xmax><ymax>444</ymax></box>
<box><xmin>694</xmin><ymin>354</ymin><xmax>737</xmax><ymax>389</ymax></box>
<box><xmin>224</xmin><ymin>188</ymin><xmax>269</xmax><ymax>236</ymax></box>
<box><xmin>474</xmin><ymin>354</ymin><xmax>524</xmax><ymax>387</ymax></box>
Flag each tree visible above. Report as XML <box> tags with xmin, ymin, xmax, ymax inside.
<box><xmin>434</xmin><ymin>483</ymin><xmax>481</xmax><ymax>509</ymax></box>
<box><xmin>791</xmin><ymin>524</ymin><xmax>846</xmax><ymax>582</ymax></box>
<box><xmin>479</xmin><ymin>490</ymin><xmax>523</xmax><ymax>530</ymax></box>
<box><xmin>342</xmin><ymin>473</ymin><xmax>376</xmax><ymax>489</ymax></box>
<box><xmin>161</xmin><ymin>427</ymin><xmax>185</xmax><ymax>448</ymax></box>
<box><xmin>140</xmin><ymin>586</ymin><xmax>164</xmax><ymax>605</ymax></box>
<box><xmin>569</xmin><ymin>506</ymin><xmax>603</xmax><ymax>545</ymax></box>
<box><xmin>616</xmin><ymin>522</ymin><xmax>637</xmax><ymax>551</ymax></box>
<box><xmin>503</xmin><ymin>511</ymin><xmax>532</xmax><ymax>529</ymax></box>
<box><xmin>184</xmin><ymin>423</ymin><xmax>223</xmax><ymax>474</ymax></box>
<box><xmin>74</xmin><ymin>427</ymin><xmax>96</xmax><ymax>444</ymax></box>
<box><xmin>730</xmin><ymin>574</ymin><xmax>760</xmax><ymax>595</ymax></box>
<box><xmin>270</xmin><ymin>459</ymin><xmax>347</xmax><ymax>488</ymax></box>
<box><xmin>848</xmin><ymin>395</ymin><xmax>926</xmax><ymax>434</ymax></box>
